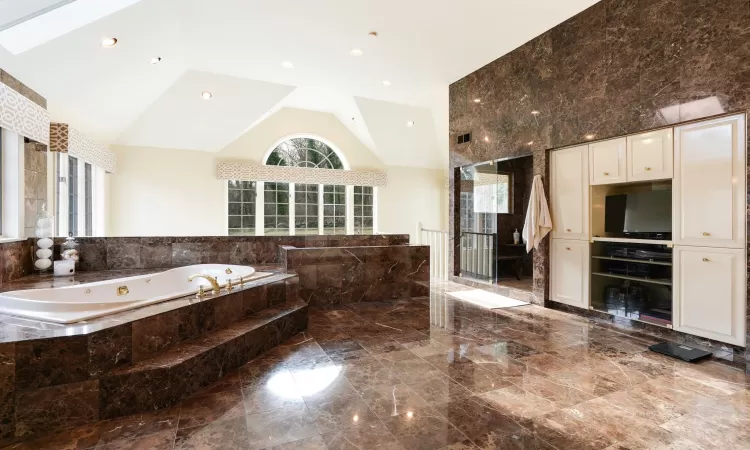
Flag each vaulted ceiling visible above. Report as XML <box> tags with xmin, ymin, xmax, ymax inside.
<box><xmin>0</xmin><ymin>0</ymin><xmax>599</xmax><ymax>169</ymax></box>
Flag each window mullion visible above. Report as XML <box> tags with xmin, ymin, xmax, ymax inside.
<box><xmin>318</xmin><ymin>184</ymin><xmax>324</xmax><ymax>235</ymax></box>
<box><xmin>289</xmin><ymin>182</ymin><xmax>295</xmax><ymax>236</ymax></box>
<box><xmin>256</xmin><ymin>181</ymin><xmax>265</xmax><ymax>236</ymax></box>
<box><xmin>345</xmin><ymin>185</ymin><xmax>354</xmax><ymax>235</ymax></box>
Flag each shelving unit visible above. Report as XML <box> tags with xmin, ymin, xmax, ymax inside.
<box><xmin>590</xmin><ymin>241</ymin><xmax>673</xmax><ymax>328</ymax></box>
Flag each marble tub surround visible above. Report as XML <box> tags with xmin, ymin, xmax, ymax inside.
<box><xmin>282</xmin><ymin>245</ymin><xmax>430</xmax><ymax>307</ymax></box>
<box><xmin>0</xmin><ymin>269</ymin><xmax>305</xmax><ymax>445</ymax></box>
<box><xmin>49</xmin><ymin>234</ymin><xmax>409</xmax><ymax>271</ymax></box>
<box><xmin>12</xmin><ymin>280</ymin><xmax>750</xmax><ymax>450</ymax></box>
<box><xmin>0</xmin><ymin>240</ymin><xmax>33</xmax><ymax>284</ymax></box>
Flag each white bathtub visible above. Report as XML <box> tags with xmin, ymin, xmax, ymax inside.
<box><xmin>0</xmin><ymin>264</ymin><xmax>256</xmax><ymax>324</ymax></box>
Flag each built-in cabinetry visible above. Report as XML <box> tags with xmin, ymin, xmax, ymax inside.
<box><xmin>673</xmin><ymin>246</ymin><xmax>745</xmax><ymax>345</ymax></box>
<box><xmin>550</xmin><ymin>239</ymin><xmax>590</xmax><ymax>309</ymax></box>
<box><xmin>549</xmin><ymin>113</ymin><xmax>746</xmax><ymax>346</ymax></box>
<box><xmin>627</xmin><ymin>128</ymin><xmax>673</xmax><ymax>182</ymax></box>
<box><xmin>673</xmin><ymin>115</ymin><xmax>746</xmax><ymax>249</ymax></box>
<box><xmin>671</xmin><ymin>114</ymin><xmax>746</xmax><ymax>346</ymax></box>
<box><xmin>549</xmin><ymin>145</ymin><xmax>590</xmax><ymax>308</ymax></box>
<box><xmin>589</xmin><ymin>138</ymin><xmax>626</xmax><ymax>185</ymax></box>
<box><xmin>550</xmin><ymin>145</ymin><xmax>589</xmax><ymax>240</ymax></box>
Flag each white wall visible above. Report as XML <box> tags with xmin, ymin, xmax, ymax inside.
<box><xmin>109</xmin><ymin>145</ymin><xmax>225</xmax><ymax>236</ymax></box>
<box><xmin>108</xmin><ymin>108</ymin><xmax>446</xmax><ymax>238</ymax></box>
<box><xmin>378</xmin><ymin>166</ymin><xmax>445</xmax><ymax>242</ymax></box>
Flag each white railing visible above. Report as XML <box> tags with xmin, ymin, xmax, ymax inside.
<box><xmin>416</xmin><ymin>222</ymin><xmax>450</xmax><ymax>280</ymax></box>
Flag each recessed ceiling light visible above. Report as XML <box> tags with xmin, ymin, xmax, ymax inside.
<box><xmin>349</xmin><ymin>48</ymin><xmax>363</xmax><ymax>57</ymax></box>
<box><xmin>149</xmin><ymin>57</ymin><xmax>162</xmax><ymax>65</ymax></box>
<box><xmin>473</xmin><ymin>98</ymin><xmax>481</xmax><ymax>103</ymax></box>
<box><xmin>531</xmin><ymin>110</ymin><xmax>540</xmax><ymax>115</ymax></box>
<box><xmin>382</xmin><ymin>80</ymin><xmax>391</xmax><ymax>87</ymax></box>
<box><xmin>201</xmin><ymin>91</ymin><xmax>213</xmax><ymax>100</ymax></box>
<box><xmin>281</xmin><ymin>60</ymin><xmax>294</xmax><ymax>69</ymax></box>
<box><xmin>406</xmin><ymin>121</ymin><xmax>415</xmax><ymax>128</ymax></box>
<box><xmin>585</xmin><ymin>134</ymin><xmax>595</xmax><ymax>140</ymax></box>
<box><xmin>101</xmin><ymin>37</ymin><xmax>118</xmax><ymax>47</ymax></box>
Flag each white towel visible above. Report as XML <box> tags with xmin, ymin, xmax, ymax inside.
<box><xmin>522</xmin><ymin>175</ymin><xmax>552</xmax><ymax>253</ymax></box>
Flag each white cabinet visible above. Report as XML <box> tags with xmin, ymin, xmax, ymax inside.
<box><xmin>674</xmin><ymin>114</ymin><xmax>746</xmax><ymax>249</ymax></box>
<box><xmin>550</xmin><ymin>145</ymin><xmax>589</xmax><ymax>240</ymax></box>
<box><xmin>589</xmin><ymin>138</ymin><xmax>626</xmax><ymax>185</ymax></box>
<box><xmin>550</xmin><ymin>239</ymin><xmax>590</xmax><ymax>309</ymax></box>
<box><xmin>674</xmin><ymin>246</ymin><xmax>746</xmax><ymax>346</ymax></box>
<box><xmin>627</xmin><ymin>128</ymin><xmax>673</xmax><ymax>182</ymax></box>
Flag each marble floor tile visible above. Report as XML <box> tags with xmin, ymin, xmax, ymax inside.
<box><xmin>244</xmin><ymin>405</ymin><xmax>319</xmax><ymax>449</ymax></box>
<box><xmin>176</xmin><ymin>390</ymin><xmax>244</xmax><ymax>429</ymax></box>
<box><xmin>15</xmin><ymin>280</ymin><xmax>750</xmax><ymax>449</ymax></box>
<box><xmin>382</xmin><ymin>406</ymin><xmax>469</xmax><ymax>450</ymax></box>
<box><xmin>321</xmin><ymin>422</ymin><xmax>404</xmax><ymax>449</ymax></box>
<box><xmin>175</xmin><ymin>416</ymin><xmax>248</xmax><ymax>450</ymax></box>
<box><xmin>306</xmin><ymin>394</ymin><xmax>380</xmax><ymax>434</ymax></box>
<box><xmin>359</xmin><ymin>383</ymin><xmax>431</xmax><ymax>421</ymax></box>
<box><xmin>341</xmin><ymin>356</ymin><xmax>401</xmax><ymax>391</ymax></box>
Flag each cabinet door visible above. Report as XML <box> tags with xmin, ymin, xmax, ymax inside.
<box><xmin>674</xmin><ymin>246</ymin><xmax>746</xmax><ymax>346</ymax></box>
<box><xmin>550</xmin><ymin>239</ymin><xmax>590</xmax><ymax>309</ymax></box>
<box><xmin>589</xmin><ymin>138</ymin><xmax>626</xmax><ymax>185</ymax></box>
<box><xmin>627</xmin><ymin>128</ymin><xmax>673</xmax><ymax>181</ymax></box>
<box><xmin>550</xmin><ymin>145</ymin><xmax>589</xmax><ymax>240</ymax></box>
<box><xmin>674</xmin><ymin>114</ymin><xmax>746</xmax><ymax>248</ymax></box>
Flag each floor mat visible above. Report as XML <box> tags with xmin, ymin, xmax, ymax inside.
<box><xmin>446</xmin><ymin>289</ymin><xmax>529</xmax><ymax>309</ymax></box>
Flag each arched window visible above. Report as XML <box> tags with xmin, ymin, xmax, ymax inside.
<box><xmin>227</xmin><ymin>136</ymin><xmax>375</xmax><ymax>236</ymax></box>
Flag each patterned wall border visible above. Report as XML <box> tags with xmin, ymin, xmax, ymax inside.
<box><xmin>217</xmin><ymin>161</ymin><xmax>387</xmax><ymax>186</ymax></box>
<box><xmin>0</xmin><ymin>82</ymin><xmax>50</xmax><ymax>145</ymax></box>
<box><xmin>49</xmin><ymin>122</ymin><xmax>117</xmax><ymax>173</ymax></box>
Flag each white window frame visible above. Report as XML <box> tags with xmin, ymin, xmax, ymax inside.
<box><xmin>54</xmin><ymin>153</ymin><xmax>105</xmax><ymax>237</ymax></box>
<box><xmin>0</xmin><ymin>128</ymin><xmax>24</xmax><ymax>239</ymax></box>
<box><xmin>227</xmin><ymin>134</ymin><xmax>379</xmax><ymax>236</ymax></box>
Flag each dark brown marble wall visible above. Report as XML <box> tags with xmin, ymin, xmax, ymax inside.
<box><xmin>449</xmin><ymin>0</ymin><xmax>750</xmax><ymax>312</ymax></box>
<box><xmin>282</xmin><ymin>245</ymin><xmax>430</xmax><ymax>307</ymax></box>
<box><xmin>23</xmin><ymin>142</ymin><xmax>48</xmax><ymax>238</ymax></box>
<box><xmin>48</xmin><ymin>234</ymin><xmax>409</xmax><ymax>272</ymax></box>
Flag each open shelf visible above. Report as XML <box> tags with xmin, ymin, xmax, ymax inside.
<box><xmin>591</xmin><ymin>236</ymin><xmax>673</xmax><ymax>247</ymax></box>
<box><xmin>591</xmin><ymin>307</ymin><xmax>673</xmax><ymax>328</ymax></box>
<box><xmin>592</xmin><ymin>255</ymin><xmax>672</xmax><ymax>266</ymax></box>
<box><xmin>592</xmin><ymin>271</ymin><xmax>672</xmax><ymax>286</ymax></box>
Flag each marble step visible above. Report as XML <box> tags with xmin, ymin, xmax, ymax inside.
<box><xmin>99</xmin><ymin>300</ymin><xmax>308</xmax><ymax>419</ymax></box>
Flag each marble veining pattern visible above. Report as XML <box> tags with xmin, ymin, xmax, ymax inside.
<box><xmin>448</xmin><ymin>0</ymin><xmax>750</xmax><ymax>362</ymax></box>
<box><xmin>10</xmin><ymin>280</ymin><xmax>749</xmax><ymax>449</ymax></box>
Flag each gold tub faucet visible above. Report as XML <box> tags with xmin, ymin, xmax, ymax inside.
<box><xmin>188</xmin><ymin>274</ymin><xmax>221</xmax><ymax>294</ymax></box>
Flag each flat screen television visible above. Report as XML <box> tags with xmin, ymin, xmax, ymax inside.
<box><xmin>605</xmin><ymin>190</ymin><xmax>672</xmax><ymax>236</ymax></box>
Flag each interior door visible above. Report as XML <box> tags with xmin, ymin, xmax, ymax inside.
<box><xmin>551</xmin><ymin>145</ymin><xmax>589</xmax><ymax>240</ymax></box>
<box><xmin>550</xmin><ymin>239</ymin><xmax>590</xmax><ymax>309</ymax></box>
<box><xmin>673</xmin><ymin>246</ymin><xmax>746</xmax><ymax>346</ymax></box>
<box><xmin>589</xmin><ymin>138</ymin><xmax>626</xmax><ymax>185</ymax></box>
<box><xmin>674</xmin><ymin>114</ymin><xmax>746</xmax><ymax>248</ymax></box>
<box><xmin>628</xmin><ymin>128</ymin><xmax>673</xmax><ymax>182</ymax></box>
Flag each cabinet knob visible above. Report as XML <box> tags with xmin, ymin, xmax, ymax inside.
<box><xmin>702</xmin><ymin>232</ymin><xmax>711</xmax><ymax>237</ymax></box>
<box><xmin>603</xmin><ymin>172</ymin><xmax>609</xmax><ymax>176</ymax></box>
<box><xmin>565</xmin><ymin>228</ymin><xmax>571</xmax><ymax>232</ymax></box>
<box><xmin>702</xmin><ymin>257</ymin><xmax>710</xmax><ymax>262</ymax></box>
<box><xmin>565</xmin><ymin>247</ymin><xmax>571</xmax><ymax>251</ymax></box>
<box><xmin>645</xmin><ymin>167</ymin><xmax>652</xmax><ymax>171</ymax></box>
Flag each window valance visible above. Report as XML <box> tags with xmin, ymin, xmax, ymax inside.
<box><xmin>50</xmin><ymin>123</ymin><xmax>117</xmax><ymax>173</ymax></box>
<box><xmin>0</xmin><ymin>81</ymin><xmax>50</xmax><ymax>145</ymax></box>
<box><xmin>217</xmin><ymin>161</ymin><xmax>387</xmax><ymax>187</ymax></box>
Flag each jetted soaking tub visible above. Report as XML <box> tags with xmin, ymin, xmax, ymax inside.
<box><xmin>0</xmin><ymin>264</ymin><xmax>256</xmax><ymax>324</ymax></box>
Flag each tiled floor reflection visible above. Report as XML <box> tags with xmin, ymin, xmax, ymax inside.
<box><xmin>10</xmin><ymin>281</ymin><xmax>750</xmax><ymax>449</ymax></box>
